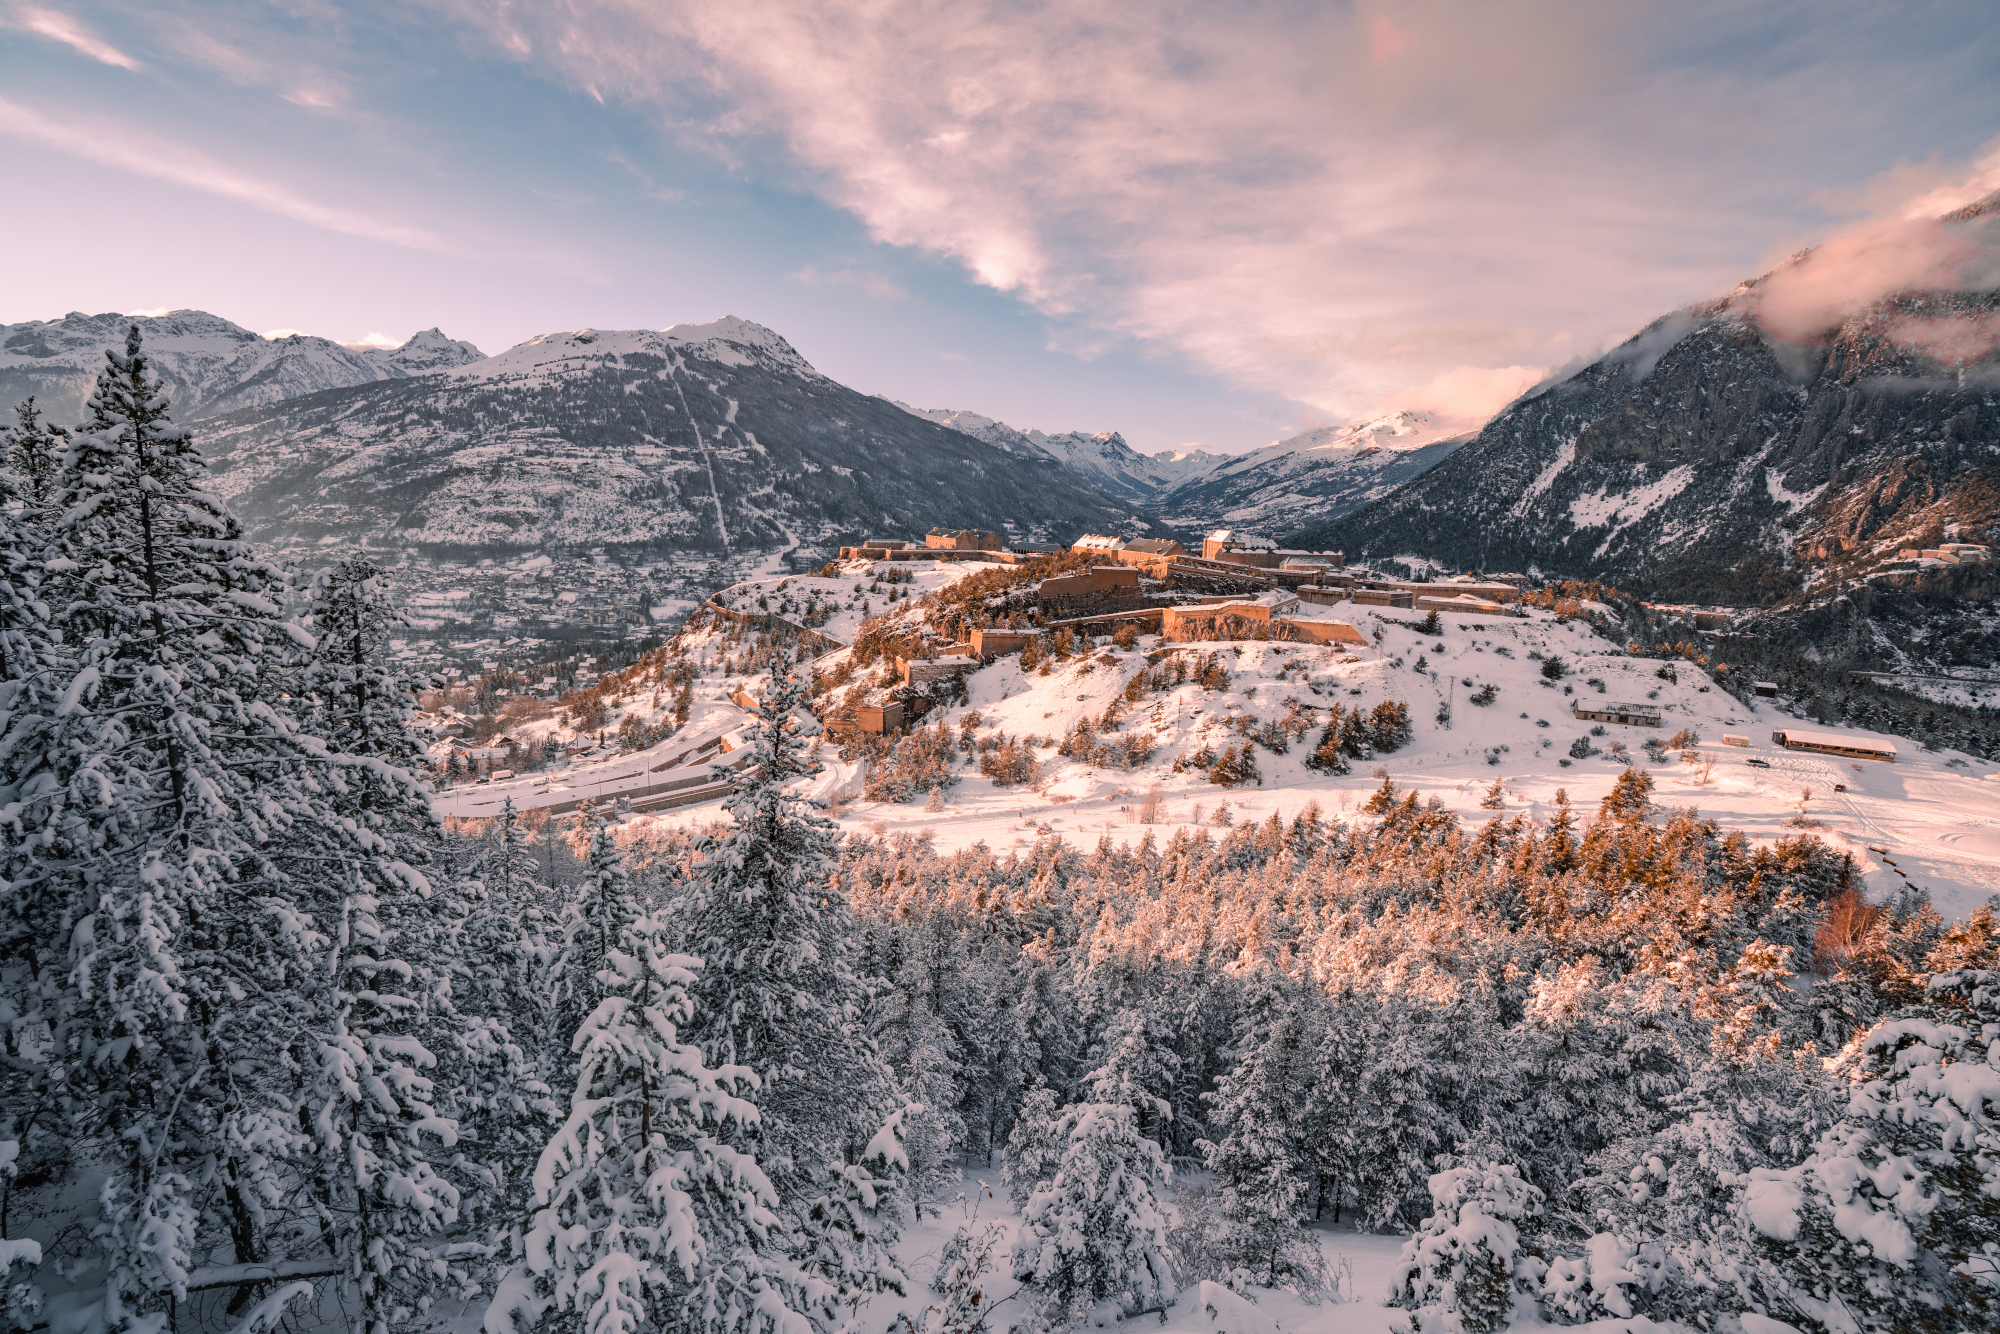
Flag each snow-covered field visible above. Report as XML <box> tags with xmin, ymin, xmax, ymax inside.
<box><xmin>884</xmin><ymin>1166</ymin><xmax>1412</xmax><ymax>1334</ymax></box>
<box><xmin>613</xmin><ymin>593</ymin><xmax>2000</xmax><ymax>919</ymax></box>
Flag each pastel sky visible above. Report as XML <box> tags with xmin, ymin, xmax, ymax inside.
<box><xmin>3</xmin><ymin>1</ymin><xmax>1998</xmax><ymax>453</ymax></box>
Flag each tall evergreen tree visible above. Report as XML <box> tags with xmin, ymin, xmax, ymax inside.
<box><xmin>1082</xmin><ymin>1007</ymin><xmax>1178</xmax><ymax>1147</ymax></box>
<box><xmin>1010</xmin><ymin>1102</ymin><xmax>1174</xmax><ymax>1317</ymax></box>
<box><xmin>679</xmin><ymin>654</ymin><xmax>900</xmax><ymax>1202</ymax></box>
<box><xmin>0</xmin><ymin>418</ymin><xmax>66</xmax><ymax>1247</ymax></box>
<box><xmin>25</xmin><ymin>327</ymin><xmax>461</xmax><ymax>1325</ymax></box>
<box><xmin>1197</xmin><ymin>979</ymin><xmax>1327</xmax><ymax>1292</ymax></box>
<box><xmin>3</xmin><ymin>398</ymin><xmax>62</xmax><ymax>505</ymax></box>
<box><xmin>298</xmin><ymin>557</ymin><xmax>426</xmax><ymax>760</ymax></box>
<box><xmin>488</xmin><ymin>906</ymin><xmax>822</xmax><ymax>1334</ymax></box>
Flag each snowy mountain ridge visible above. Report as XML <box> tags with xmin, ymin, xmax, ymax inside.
<box><xmin>1158</xmin><ymin>410</ymin><xmax>1472</xmax><ymax>532</ymax></box>
<box><xmin>893</xmin><ymin>402</ymin><xmax>1228</xmax><ymax>505</ymax></box>
<box><xmin>1302</xmin><ymin>190</ymin><xmax>2000</xmax><ymax>670</ymax></box>
<box><xmin>896</xmin><ymin>399</ymin><xmax>1472</xmax><ymax>528</ymax></box>
<box><xmin>457</xmin><ymin>315</ymin><xmax>824</xmax><ymax>386</ymax></box>
<box><xmin>0</xmin><ymin>308</ymin><xmax>484</xmax><ymax>423</ymax></box>
<box><xmin>196</xmin><ymin>315</ymin><xmax>1146</xmax><ymax>557</ymax></box>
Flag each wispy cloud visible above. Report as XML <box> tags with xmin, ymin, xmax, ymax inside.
<box><xmin>5</xmin><ymin>4</ymin><xmax>140</xmax><ymax>70</ymax></box>
<box><xmin>0</xmin><ymin>95</ymin><xmax>445</xmax><ymax>250</ymax></box>
<box><xmin>790</xmin><ymin>264</ymin><xmax>909</xmax><ymax>302</ymax></box>
<box><xmin>1899</xmin><ymin>138</ymin><xmax>2000</xmax><ymax>220</ymax></box>
<box><xmin>435</xmin><ymin>0</ymin><xmax>2000</xmax><ymax>432</ymax></box>
<box><xmin>1748</xmin><ymin>182</ymin><xmax>2000</xmax><ymax>344</ymax></box>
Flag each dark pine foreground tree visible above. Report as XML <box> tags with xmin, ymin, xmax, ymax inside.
<box><xmin>12</xmin><ymin>328</ymin><xmax>464</xmax><ymax>1330</ymax></box>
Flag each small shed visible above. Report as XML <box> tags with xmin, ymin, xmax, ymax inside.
<box><xmin>971</xmin><ymin>628</ymin><xmax>1036</xmax><ymax>657</ymax></box>
<box><xmin>1771</xmin><ymin>730</ymin><xmax>1896</xmax><ymax>763</ymax></box>
<box><xmin>899</xmin><ymin>654</ymin><xmax>975</xmax><ymax>685</ymax></box>
<box><xmin>1572</xmin><ymin>701</ymin><xmax>1663</xmax><ymax>727</ymax></box>
<box><xmin>1753</xmin><ymin>681</ymin><xmax>1779</xmax><ymax>698</ymax></box>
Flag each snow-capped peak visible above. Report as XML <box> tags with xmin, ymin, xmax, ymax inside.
<box><xmin>458</xmin><ymin>317</ymin><xmax>821</xmax><ymax>383</ymax></box>
<box><xmin>382</xmin><ymin>327</ymin><xmax>484</xmax><ymax>372</ymax></box>
<box><xmin>661</xmin><ymin>315</ymin><xmax>819</xmax><ymax>375</ymax></box>
<box><xmin>0</xmin><ymin>308</ymin><xmax>483</xmax><ymax>421</ymax></box>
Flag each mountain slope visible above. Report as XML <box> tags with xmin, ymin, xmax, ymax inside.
<box><xmin>1294</xmin><ymin>193</ymin><xmax>2000</xmax><ymax>666</ymax></box>
<box><xmin>0</xmin><ymin>309</ymin><xmax>484</xmax><ymax>422</ymax></box>
<box><xmin>1158</xmin><ymin>411</ymin><xmax>1469</xmax><ymax>533</ymax></box>
<box><xmin>898</xmin><ymin>404</ymin><xmax>1226</xmax><ymax>504</ymax></box>
<box><xmin>197</xmin><ymin>318</ymin><xmax>1146</xmax><ymax>557</ymax></box>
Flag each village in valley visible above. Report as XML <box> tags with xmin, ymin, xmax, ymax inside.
<box><xmin>420</xmin><ymin>524</ymin><xmax>2000</xmax><ymax>925</ymax></box>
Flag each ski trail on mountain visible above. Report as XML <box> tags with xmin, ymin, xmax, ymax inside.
<box><xmin>667</xmin><ymin>360</ymin><xmax>730</xmax><ymax>548</ymax></box>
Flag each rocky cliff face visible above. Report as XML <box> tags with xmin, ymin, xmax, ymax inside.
<box><xmin>1296</xmin><ymin>194</ymin><xmax>2000</xmax><ymax>668</ymax></box>
<box><xmin>0</xmin><ymin>309</ymin><xmax>484</xmax><ymax>422</ymax></box>
<box><xmin>197</xmin><ymin>318</ymin><xmax>1144</xmax><ymax>558</ymax></box>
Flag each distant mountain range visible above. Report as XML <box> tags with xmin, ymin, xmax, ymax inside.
<box><xmin>893</xmin><ymin>405</ymin><xmax>1228</xmax><ymax>505</ymax></box>
<box><xmin>1157</xmin><ymin>412</ymin><xmax>1468</xmax><ymax>535</ymax></box>
<box><xmin>23</xmin><ymin>209</ymin><xmax>1996</xmax><ymax>677</ymax></box>
<box><xmin>192</xmin><ymin>317</ymin><xmax>1147</xmax><ymax>558</ymax></box>
<box><xmin>3</xmin><ymin>308</ymin><xmax>1486</xmax><ymax>559</ymax></box>
<box><xmin>0</xmin><ymin>309</ymin><xmax>484</xmax><ymax>421</ymax></box>
<box><xmin>894</xmin><ymin>402</ymin><xmax>1468</xmax><ymax>533</ymax></box>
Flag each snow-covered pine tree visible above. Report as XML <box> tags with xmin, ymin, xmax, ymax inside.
<box><xmin>4</xmin><ymin>397</ymin><xmax>63</xmax><ymax>504</ymax></box>
<box><xmin>453</xmin><ymin>798</ymin><xmax>562</xmax><ymax>1250</ymax></box>
<box><xmin>1000</xmin><ymin>1084</ymin><xmax>1063</xmax><ymax>1209</ymax></box>
<box><xmin>487</xmin><ymin>906</ymin><xmax>827</xmax><ymax>1334</ymax></box>
<box><xmin>548</xmin><ymin>817</ymin><xmax>638</xmax><ymax>1075</ymax></box>
<box><xmin>797</xmin><ymin>1107</ymin><xmax>911</xmax><ymax>1329</ymax></box>
<box><xmin>1197</xmin><ymin>980</ymin><xmax>1329</xmax><ymax>1295</ymax></box>
<box><xmin>295</xmin><ymin>882</ymin><xmax>467</xmax><ymax>1334</ymax></box>
<box><xmin>1582</xmin><ymin>950</ymin><xmax>1840</xmax><ymax>1327</ymax></box>
<box><xmin>298</xmin><ymin>557</ymin><xmax>426</xmax><ymax>760</ymax></box>
<box><xmin>680</xmin><ymin>652</ymin><xmax>901</xmax><ymax>1206</ymax></box>
<box><xmin>870</xmin><ymin>933</ymin><xmax>968</xmax><ymax>1217</ymax></box>
<box><xmin>1388</xmin><ymin>1162</ymin><xmax>1544</xmax><ymax>1334</ymax></box>
<box><xmin>1510</xmin><ymin>959</ymin><xmax>1676</xmax><ymax>1222</ymax></box>
<box><xmin>1010</xmin><ymin>1102</ymin><xmax>1174</xmax><ymax>1317</ymax></box>
<box><xmin>1737</xmin><ymin>967</ymin><xmax>2000</xmax><ymax>1334</ymax></box>
<box><xmin>28</xmin><ymin>327</ymin><xmax>460</xmax><ymax>1326</ymax></box>
<box><xmin>1297</xmin><ymin>990</ymin><xmax>1370</xmax><ymax>1226</ymax></box>
<box><xmin>1082</xmin><ymin>1007</ymin><xmax>1179</xmax><ymax>1147</ymax></box>
<box><xmin>0</xmin><ymin>423</ymin><xmax>66</xmax><ymax>1235</ymax></box>
<box><xmin>1304</xmin><ymin>712</ymin><xmax>1351</xmax><ymax>774</ymax></box>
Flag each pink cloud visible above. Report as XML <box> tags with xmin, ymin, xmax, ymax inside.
<box><xmin>6</xmin><ymin>5</ymin><xmax>140</xmax><ymax>70</ymax></box>
<box><xmin>430</xmin><ymin>1</ymin><xmax>2000</xmax><ymax>431</ymax></box>
<box><xmin>1883</xmin><ymin>313</ymin><xmax>2000</xmax><ymax>367</ymax></box>
<box><xmin>1385</xmin><ymin>364</ymin><xmax>1549</xmax><ymax>431</ymax></box>
<box><xmin>1750</xmin><ymin>215</ymin><xmax>1992</xmax><ymax>344</ymax></box>
<box><xmin>1898</xmin><ymin>138</ymin><xmax>2000</xmax><ymax>220</ymax></box>
<box><xmin>1372</xmin><ymin>14</ymin><xmax>1412</xmax><ymax>66</ymax></box>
